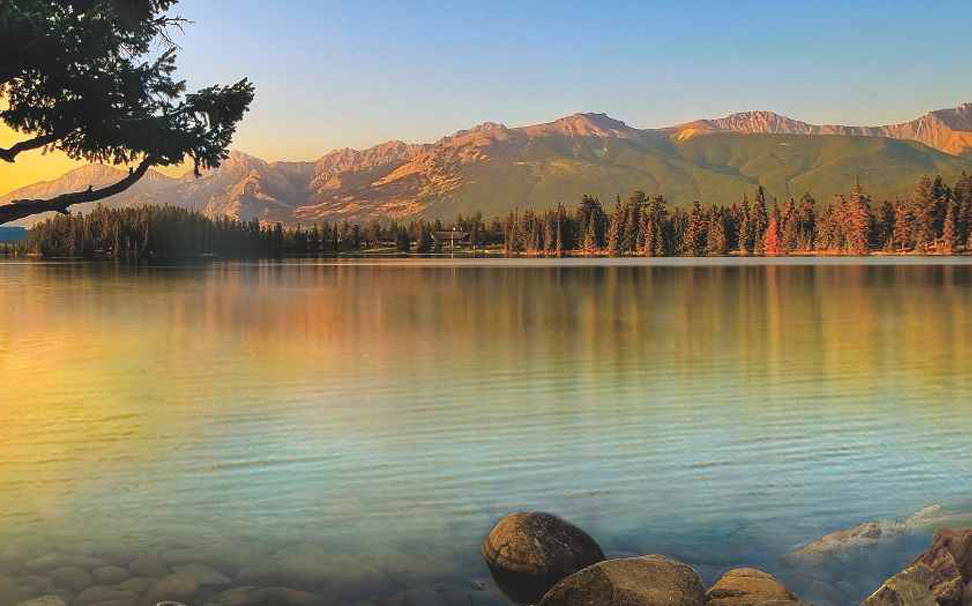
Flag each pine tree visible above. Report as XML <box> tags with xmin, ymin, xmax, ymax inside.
<box><xmin>684</xmin><ymin>201</ymin><xmax>707</xmax><ymax>256</ymax></box>
<box><xmin>705</xmin><ymin>208</ymin><xmax>728</xmax><ymax>255</ymax></box>
<box><xmin>739</xmin><ymin>194</ymin><xmax>753</xmax><ymax>253</ymax></box>
<box><xmin>912</xmin><ymin>176</ymin><xmax>937</xmax><ymax>251</ymax></box>
<box><xmin>607</xmin><ymin>199</ymin><xmax>625</xmax><ymax>256</ymax></box>
<box><xmin>893</xmin><ymin>201</ymin><xmax>915</xmax><ymax>251</ymax></box>
<box><xmin>877</xmin><ymin>201</ymin><xmax>896</xmax><ymax>251</ymax></box>
<box><xmin>764</xmin><ymin>203</ymin><xmax>783</xmax><ymax>255</ymax></box>
<box><xmin>796</xmin><ymin>193</ymin><xmax>817</xmax><ymax>251</ymax></box>
<box><xmin>395</xmin><ymin>227</ymin><xmax>411</xmax><ymax>253</ymax></box>
<box><xmin>942</xmin><ymin>199</ymin><xmax>959</xmax><ymax>254</ymax></box>
<box><xmin>642</xmin><ymin>195</ymin><xmax>669</xmax><ymax>257</ymax></box>
<box><xmin>846</xmin><ymin>181</ymin><xmax>872</xmax><ymax>255</ymax></box>
<box><xmin>751</xmin><ymin>187</ymin><xmax>770</xmax><ymax>254</ymax></box>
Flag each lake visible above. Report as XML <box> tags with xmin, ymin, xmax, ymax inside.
<box><xmin>1</xmin><ymin>257</ymin><xmax>971</xmax><ymax>606</ymax></box>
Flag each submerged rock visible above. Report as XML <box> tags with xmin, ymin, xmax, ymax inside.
<box><xmin>862</xmin><ymin>563</ymin><xmax>941</xmax><ymax>606</ymax></box>
<box><xmin>75</xmin><ymin>586</ymin><xmax>136</xmax><ymax>605</ymax></box>
<box><xmin>482</xmin><ymin>511</ymin><xmax>605</xmax><ymax>605</ymax></box>
<box><xmin>172</xmin><ymin>564</ymin><xmax>231</xmax><ymax>587</ymax></box>
<box><xmin>127</xmin><ymin>555</ymin><xmax>170</xmax><ymax>579</ymax></box>
<box><xmin>0</xmin><ymin>579</ymin><xmax>40</xmax><ymax>606</ymax></box>
<box><xmin>117</xmin><ymin>576</ymin><xmax>155</xmax><ymax>594</ymax></box>
<box><xmin>215</xmin><ymin>585</ymin><xmax>333</xmax><ymax>606</ymax></box>
<box><xmin>790</xmin><ymin>505</ymin><xmax>955</xmax><ymax>560</ymax></box>
<box><xmin>707</xmin><ymin>568</ymin><xmax>802</xmax><ymax>606</ymax></box>
<box><xmin>12</xmin><ymin>597</ymin><xmax>68</xmax><ymax>606</ymax></box>
<box><xmin>92</xmin><ymin>566</ymin><xmax>130</xmax><ymax>585</ymax></box>
<box><xmin>50</xmin><ymin>566</ymin><xmax>94</xmax><ymax>592</ymax></box>
<box><xmin>25</xmin><ymin>554</ymin><xmax>107</xmax><ymax>573</ymax></box>
<box><xmin>538</xmin><ymin>555</ymin><xmax>706</xmax><ymax>606</ymax></box>
<box><xmin>144</xmin><ymin>572</ymin><xmax>199</xmax><ymax>605</ymax></box>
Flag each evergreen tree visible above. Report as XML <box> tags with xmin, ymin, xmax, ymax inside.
<box><xmin>845</xmin><ymin>181</ymin><xmax>872</xmax><ymax>255</ymax></box>
<box><xmin>642</xmin><ymin>195</ymin><xmax>669</xmax><ymax>257</ymax></box>
<box><xmin>684</xmin><ymin>201</ymin><xmax>707</xmax><ymax>256</ymax></box>
<box><xmin>738</xmin><ymin>194</ymin><xmax>753</xmax><ymax>253</ymax></box>
<box><xmin>395</xmin><ymin>227</ymin><xmax>411</xmax><ymax>253</ymax></box>
<box><xmin>751</xmin><ymin>186</ymin><xmax>770</xmax><ymax>254</ymax></box>
<box><xmin>912</xmin><ymin>176</ymin><xmax>938</xmax><ymax>251</ymax></box>
<box><xmin>877</xmin><ymin>201</ymin><xmax>896</xmax><ymax>251</ymax></box>
<box><xmin>764</xmin><ymin>203</ymin><xmax>783</xmax><ymax>255</ymax></box>
<box><xmin>942</xmin><ymin>199</ymin><xmax>959</xmax><ymax>254</ymax></box>
<box><xmin>705</xmin><ymin>208</ymin><xmax>728</xmax><ymax>255</ymax></box>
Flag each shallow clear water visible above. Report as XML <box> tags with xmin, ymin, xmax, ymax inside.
<box><xmin>1</xmin><ymin>258</ymin><xmax>971</xmax><ymax>606</ymax></box>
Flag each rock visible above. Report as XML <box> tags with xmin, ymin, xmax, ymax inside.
<box><xmin>0</xmin><ymin>588</ymin><xmax>41</xmax><ymax>606</ymax></box>
<box><xmin>235</xmin><ymin>546</ymin><xmax>387</xmax><ymax>596</ymax></box>
<box><xmin>385</xmin><ymin>588</ymin><xmax>448</xmax><ymax>606</ymax></box>
<box><xmin>863</xmin><ymin>563</ymin><xmax>940</xmax><ymax>606</ymax></box>
<box><xmin>92</xmin><ymin>566</ymin><xmax>131</xmax><ymax>585</ymax></box>
<box><xmin>50</xmin><ymin>566</ymin><xmax>94</xmax><ymax>592</ymax></box>
<box><xmin>75</xmin><ymin>586</ymin><xmax>136</xmax><ymax>605</ymax></box>
<box><xmin>962</xmin><ymin>582</ymin><xmax>971</xmax><ymax>606</ymax></box>
<box><xmin>19</xmin><ymin>577</ymin><xmax>56</xmax><ymax>595</ymax></box>
<box><xmin>482</xmin><ymin>511</ymin><xmax>605</xmax><ymax>605</ymax></box>
<box><xmin>215</xmin><ymin>585</ymin><xmax>333</xmax><ymax>606</ymax></box>
<box><xmin>26</xmin><ymin>555</ymin><xmax>107</xmax><ymax>573</ymax></box>
<box><xmin>144</xmin><ymin>572</ymin><xmax>199</xmax><ymax>604</ymax></box>
<box><xmin>865</xmin><ymin>528</ymin><xmax>972</xmax><ymax>606</ymax></box>
<box><xmin>216</xmin><ymin>586</ymin><xmax>262</xmax><ymax>606</ymax></box>
<box><xmin>918</xmin><ymin>529</ymin><xmax>972</xmax><ymax>585</ymax></box>
<box><xmin>127</xmin><ymin>555</ymin><xmax>169</xmax><ymax>579</ymax></box>
<box><xmin>802</xmin><ymin>581</ymin><xmax>843</xmax><ymax>606</ymax></box>
<box><xmin>834</xmin><ymin>580</ymin><xmax>861</xmax><ymax>602</ymax></box>
<box><xmin>257</xmin><ymin>587</ymin><xmax>334</xmax><ymax>606</ymax></box>
<box><xmin>87</xmin><ymin>599</ymin><xmax>136</xmax><ymax>606</ymax></box>
<box><xmin>792</xmin><ymin>522</ymin><xmax>890</xmax><ymax>558</ymax></box>
<box><xmin>538</xmin><ymin>555</ymin><xmax>706</xmax><ymax>606</ymax></box>
<box><xmin>706</xmin><ymin>568</ymin><xmax>800</xmax><ymax>606</ymax></box>
<box><xmin>117</xmin><ymin>576</ymin><xmax>155</xmax><ymax>594</ymax></box>
<box><xmin>12</xmin><ymin>597</ymin><xmax>68</xmax><ymax>606</ymax></box>
<box><xmin>172</xmin><ymin>564</ymin><xmax>231</xmax><ymax>587</ymax></box>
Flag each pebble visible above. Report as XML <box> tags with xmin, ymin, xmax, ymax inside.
<box><xmin>173</xmin><ymin>563</ymin><xmax>231</xmax><ymax>586</ymax></box>
<box><xmin>128</xmin><ymin>555</ymin><xmax>170</xmax><ymax>578</ymax></box>
<box><xmin>76</xmin><ymin>586</ymin><xmax>137</xmax><ymax>605</ymax></box>
<box><xmin>118</xmin><ymin>576</ymin><xmax>155</xmax><ymax>594</ymax></box>
<box><xmin>145</xmin><ymin>572</ymin><xmax>199</xmax><ymax>604</ymax></box>
<box><xmin>92</xmin><ymin>566</ymin><xmax>131</xmax><ymax>585</ymax></box>
<box><xmin>50</xmin><ymin>566</ymin><xmax>94</xmax><ymax>592</ymax></box>
<box><xmin>13</xmin><ymin>596</ymin><xmax>68</xmax><ymax>606</ymax></box>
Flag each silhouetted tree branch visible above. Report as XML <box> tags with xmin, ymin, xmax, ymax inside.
<box><xmin>0</xmin><ymin>156</ymin><xmax>156</xmax><ymax>225</ymax></box>
<box><xmin>0</xmin><ymin>0</ymin><xmax>254</xmax><ymax>225</ymax></box>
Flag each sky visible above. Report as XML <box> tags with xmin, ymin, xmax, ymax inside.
<box><xmin>4</xmin><ymin>0</ymin><xmax>972</xmax><ymax>193</ymax></box>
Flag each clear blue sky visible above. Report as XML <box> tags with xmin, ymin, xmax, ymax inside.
<box><xmin>175</xmin><ymin>0</ymin><xmax>972</xmax><ymax>161</ymax></box>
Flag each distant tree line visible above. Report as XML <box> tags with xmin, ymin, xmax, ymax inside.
<box><xmin>14</xmin><ymin>172</ymin><xmax>972</xmax><ymax>259</ymax></box>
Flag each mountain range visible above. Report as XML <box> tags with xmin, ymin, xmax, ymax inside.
<box><xmin>5</xmin><ymin>104</ymin><xmax>972</xmax><ymax>226</ymax></box>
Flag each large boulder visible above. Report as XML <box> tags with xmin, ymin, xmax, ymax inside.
<box><xmin>707</xmin><ymin>568</ymin><xmax>802</xmax><ymax>606</ymax></box>
<box><xmin>917</xmin><ymin>529</ymin><xmax>972</xmax><ymax>585</ymax></box>
<box><xmin>538</xmin><ymin>555</ymin><xmax>706</xmax><ymax>606</ymax></box>
<box><xmin>482</xmin><ymin>512</ymin><xmax>605</xmax><ymax>605</ymax></box>
<box><xmin>862</xmin><ymin>562</ymin><xmax>941</xmax><ymax>606</ymax></box>
<box><xmin>864</xmin><ymin>528</ymin><xmax>972</xmax><ymax>606</ymax></box>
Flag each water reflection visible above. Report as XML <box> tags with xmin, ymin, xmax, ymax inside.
<box><xmin>0</xmin><ymin>259</ymin><xmax>971</xmax><ymax>605</ymax></box>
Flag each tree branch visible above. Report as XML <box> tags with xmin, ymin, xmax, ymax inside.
<box><xmin>0</xmin><ymin>156</ymin><xmax>156</xmax><ymax>225</ymax></box>
<box><xmin>0</xmin><ymin>132</ymin><xmax>63</xmax><ymax>163</ymax></box>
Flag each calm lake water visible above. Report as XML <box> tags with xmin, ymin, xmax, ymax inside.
<box><xmin>1</xmin><ymin>258</ymin><xmax>971</xmax><ymax>606</ymax></box>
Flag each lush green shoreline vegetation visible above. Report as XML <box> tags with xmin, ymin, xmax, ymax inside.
<box><xmin>7</xmin><ymin>172</ymin><xmax>972</xmax><ymax>260</ymax></box>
